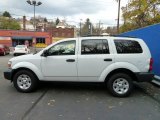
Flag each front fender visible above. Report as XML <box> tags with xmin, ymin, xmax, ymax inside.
<box><xmin>98</xmin><ymin>62</ymin><xmax>140</xmax><ymax>82</ymax></box>
<box><xmin>12</xmin><ymin>62</ymin><xmax>43</xmax><ymax>80</ymax></box>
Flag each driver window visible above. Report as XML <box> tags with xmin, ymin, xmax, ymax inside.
<box><xmin>48</xmin><ymin>40</ymin><xmax>76</xmax><ymax>56</ymax></box>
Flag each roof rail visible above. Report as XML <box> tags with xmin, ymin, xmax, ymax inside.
<box><xmin>81</xmin><ymin>34</ymin><xmax>137</xmax><ymax>38</ymax></box>
<box><xmin>115</xmin><ymin>35</ymin><xmax>137</xmax><ymax>38</ymax></box>
<box><xmin>81</xmin><ymin>35</ymin><xmax>115</xmax><ymax>37</ymax></box>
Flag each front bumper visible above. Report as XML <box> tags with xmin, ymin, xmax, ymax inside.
<box><xmin>4</xmin><ymin>69</ymin><xmax>13</xmax><ymax>81</ymax></box>
<box><xmin>135</xmin><ymin>72</ymin><xmax>154</xmax><ymax>82</ymax></box>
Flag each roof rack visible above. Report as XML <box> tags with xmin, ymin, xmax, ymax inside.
<box><xmin>114</xmin><ymin>35</ymin><xmax>137</xmax><ymax>38</ymax></box>
<box><xmin>81</xmin><ymin>35</ymin><xmax>115</xmax><ymax>37</ymax></box>
<box><xmin>81</xmin><ymin>34</ymin><xmax>137</xmax><ymax>38</ymax></box>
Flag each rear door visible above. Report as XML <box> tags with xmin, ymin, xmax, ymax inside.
<box><xmin>77</xmin><ymin>38</ymin><xmax>115</xmax><ymax>82</ymax></box>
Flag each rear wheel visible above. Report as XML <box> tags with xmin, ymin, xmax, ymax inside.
<box><xmin>107</xmin><ymin>73</ymin><xmax>133</xmax><ymax>97</ymax></box>
<box><xmin>13</xmin><ymin>70</ymin><xmax>38</xmax><ymax>93</ymax></box>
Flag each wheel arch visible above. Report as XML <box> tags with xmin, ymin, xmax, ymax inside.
<box><xmin>105</xmin><ymin>68</ymin><xmax>138</xmax><ymax>83</ymax></box>
<box><xmin>11</xmin><ymin>67</ymin><xmax>39</xmax><ymax>82</ymax></box>
<box><xmin>11</xmin><ymin>61</ymin><xmax>44</xmax><ymax>81</ymax></box>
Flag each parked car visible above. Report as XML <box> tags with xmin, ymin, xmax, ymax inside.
<box><xmin>0</xmin><ymin>44</ymin><xmax>10</xmax><ymax>56</ymax></box>
<box><xmin>4</xmin><ymin>36</ymin><xmax>154</xmax><ymax>97</ymax></box>
<box><xmin>13</xmin><ymin>45</ymin><xmax>30</xmax><ymax>56</ymax></box>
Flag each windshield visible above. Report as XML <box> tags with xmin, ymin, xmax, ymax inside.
<box><xmin>16</xmin><ymin>45</ymin><xmax>26</xmax><ymax>48</ymax></box>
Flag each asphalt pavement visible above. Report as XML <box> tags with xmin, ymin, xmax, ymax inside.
<box><xmin>0</xmin><ymin>54</ymin><xmax>160</xmax><ymax>120</ymax></box>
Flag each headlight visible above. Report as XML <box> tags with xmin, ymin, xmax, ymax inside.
<box><xmin>8</xmin><ymin>61</ymin><xmax>12</xmax><ymax>68</ymax></box>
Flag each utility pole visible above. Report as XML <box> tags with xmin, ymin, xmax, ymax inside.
<box><xmin>117</xmin><ymin>0</ymin><xmax>121</xmax><ymax>34</ymax></box>
<box><xmin>26</xmin><ymin>0</ymin><xmax>42</xmax><ymax>53</ymax></box>
<box><xmin>99</xmin><ymin>21</ymin><xmax>101</xmax><ymax>35</ymax></box>
<box><xmin>80</xmin><ymin>19</ymin><xmax>82</xmax><ymax>36</ymax></box>
<box><xmin>27</xmin><ymin>0</ymin><xmax>42</xmax><ymax>31</ymax></box>
<box><xmin>88</xmin><ymin>22</ymin><xmax>92</xmax><ymax>35</ymax></box>
<box><xmin>98</xmin><ymin>21</ymin><xmax>103</xmax><ymax>35</ymax></box>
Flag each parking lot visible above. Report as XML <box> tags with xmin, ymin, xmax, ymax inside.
<box><xmin>0</xmin><ymin>54</ymin><xmax>160</xmax><ymax>120</ymax></box>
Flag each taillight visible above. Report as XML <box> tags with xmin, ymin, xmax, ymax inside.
<box><xmin>149</xmin><ymin>58</ymin><xmax>153</xmax><ymax>72</ymax></box>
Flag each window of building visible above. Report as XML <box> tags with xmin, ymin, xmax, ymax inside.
<box><xmin>48</xmin><ymin>40</ymin><xmax>76</xmax><ymax>56</ymax></box>
<box><xmin>114</xmin><ymin>39</ymin><xmax>143</xmax><ymax>54</ymax></box>
<box><xmin>81</xmin><ymin>39</ymin><xmax>109</xmax><ymax>55</ymax></box>
<box><xmin>36</xmin><ymin>38</ymin><xmax>45</xmax><ymax>43</ymax></box>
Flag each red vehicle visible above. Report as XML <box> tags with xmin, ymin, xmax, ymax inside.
<box><xmin>0</xmin><ymin>44</ymin><xmax>10</xmax><ymax>56</ymax></box>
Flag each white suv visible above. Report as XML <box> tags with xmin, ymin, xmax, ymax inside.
<box><xmin>4</xmin><ymin>36</ymin><xmax>154</xmax><ymax>97</ymax></box>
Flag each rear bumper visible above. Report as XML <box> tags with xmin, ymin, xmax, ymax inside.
<box><xmin>13</xmin><ymin>51</ymin><xmax>27</xmax><ymax>54</ymax></box>
<box><xmin>4</xmin><ymin>69</ymin><xmax>13</xmax><ymax>81</ymax></box>
<box><xmin>135</xmin><ymin>72</ymin><xmax>154</xmax><ymax>82</ymax></box>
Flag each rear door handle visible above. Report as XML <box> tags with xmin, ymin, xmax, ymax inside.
<box><xmin>104</xmin><ymin>58</ymin><xmax>112</xmax><ymax>61</ymax></box>
<box><xmin>66</xmin><ymin>59</ymin><xmax>75</xmax><ymax>62</ymax></box>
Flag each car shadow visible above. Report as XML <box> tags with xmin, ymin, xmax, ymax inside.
<box><xmin>37</xmin><ymin>81</ymin><xmax>141</xmax><ymax>97</ymax></box>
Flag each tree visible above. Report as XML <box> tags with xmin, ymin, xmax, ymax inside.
<box><xmin>56</xmin><ymin>18</ymin><xmax>60</xmax><ymax>25</ymax></box>
<box><xmin>0</xmin><ymin>17</ymin><xmax>20</xmax><ymax>30</ymax></box>
<box><xmin>81</xmin><ymin>18</ymin><xmax>94</xmax><ymax>36</ymax></box>
<box><xmin>120</xmin><ymin>0</ymin><xmax>160</xmax><ymax>33</ymax></box>
<box><xmin>44</xmin><ymin>17</ymin><xmax>48</xmax><ymax>22</ymax></box>
<box><xmin>3</xmin><ymin>11</ymin><xmax>11</xmax><ymax>18</ymax></box>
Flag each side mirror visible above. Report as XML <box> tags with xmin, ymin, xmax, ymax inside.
<box><xmin>42</xmin><ymin>49</ymin><xmax>49</xmax><ymax>57</ymax></box>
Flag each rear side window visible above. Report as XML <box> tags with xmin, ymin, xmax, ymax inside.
<box><xmin>81</xmin><ymin>39</ymin><xmax>109</xmax><ymax>55</ymax></box>
<box><xmin>114</xmin><ymin>39</ymin><xmax>143</xmax><ymax>54</ymax></box>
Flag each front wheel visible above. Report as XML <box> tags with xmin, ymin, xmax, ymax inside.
<box><xmin>107</xmin><ymin>73</ymin><xmax>133</xmax><ymax>97</ymax></box>
<box><xmin>13</xmin><ymin>70</ymin><xmax>38</xmax><ymax>93</ymax></box>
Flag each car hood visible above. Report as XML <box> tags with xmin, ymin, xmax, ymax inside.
<box><xmin>10</xmin><ymin>54</ymin><xmax>36</xmax><ymax>62</ymax></box>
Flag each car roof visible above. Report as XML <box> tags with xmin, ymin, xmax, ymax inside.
<box><xmin>52</xmin><ymin>36</ymin><xmax>142</xmax><ymax>45</ymax></box>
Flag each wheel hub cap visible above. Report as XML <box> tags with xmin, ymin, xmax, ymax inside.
<box><xmin>113</xmin><ymin>78</ymin><xmax>129</xmax><ymax>94</ymax></box>
<box><xmin>17</xmin><ymin>74</ymin><xmax>31</xmax><ymax>90</ymax></box>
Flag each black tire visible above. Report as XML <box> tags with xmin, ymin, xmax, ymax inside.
<box><xmin>13</xmin><ymin>70</ymin><xmax>38</xmax><ymax>93</ymax></box>
<box><xmin>13</xmin><ymin>53</ymin><xmax>17</xmax><ymax>56</ymax></box>
<box><xmin>107</xmin><ymin>73</ymin><xmax>133</xmax><ymax>97</ymax></box>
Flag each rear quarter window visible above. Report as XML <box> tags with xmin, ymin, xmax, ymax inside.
<box><xmin>114</xmin><ymin>39</ymin><xmax>143</xmax><ymax>54</ymax></box>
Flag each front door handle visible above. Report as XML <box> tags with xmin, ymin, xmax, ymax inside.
<box><xmin>104</xmin><ymin>58</ymin><xmax>112</xmax><ymax>61</ymax></box>
<box><xmin>66</xmin><ymin>59</ymin><xmax>75</xmax><ymax>62</ymax></box>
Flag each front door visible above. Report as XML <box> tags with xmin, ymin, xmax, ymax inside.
<box><xmin>41</xmin><ymin>40</ymin><xmax>78</xmax><ymax>81</ymax></box>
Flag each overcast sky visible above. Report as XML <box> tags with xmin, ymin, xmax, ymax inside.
<box><xmin>0</xmin><ymin>0</ymin><xmax>128</xmax><ymax>27</ymax></box>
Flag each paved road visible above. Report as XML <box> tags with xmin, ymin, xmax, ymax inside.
<box><xmin>0</xmin><ymin>54</ymin><xmax>160</xmax><ymax>120</ymax></box>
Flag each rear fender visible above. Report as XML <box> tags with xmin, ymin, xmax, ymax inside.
<box><xmin>98</xmin><ymin>62</ymin><xmax>140</xmax><ymax>82</ymax></box>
